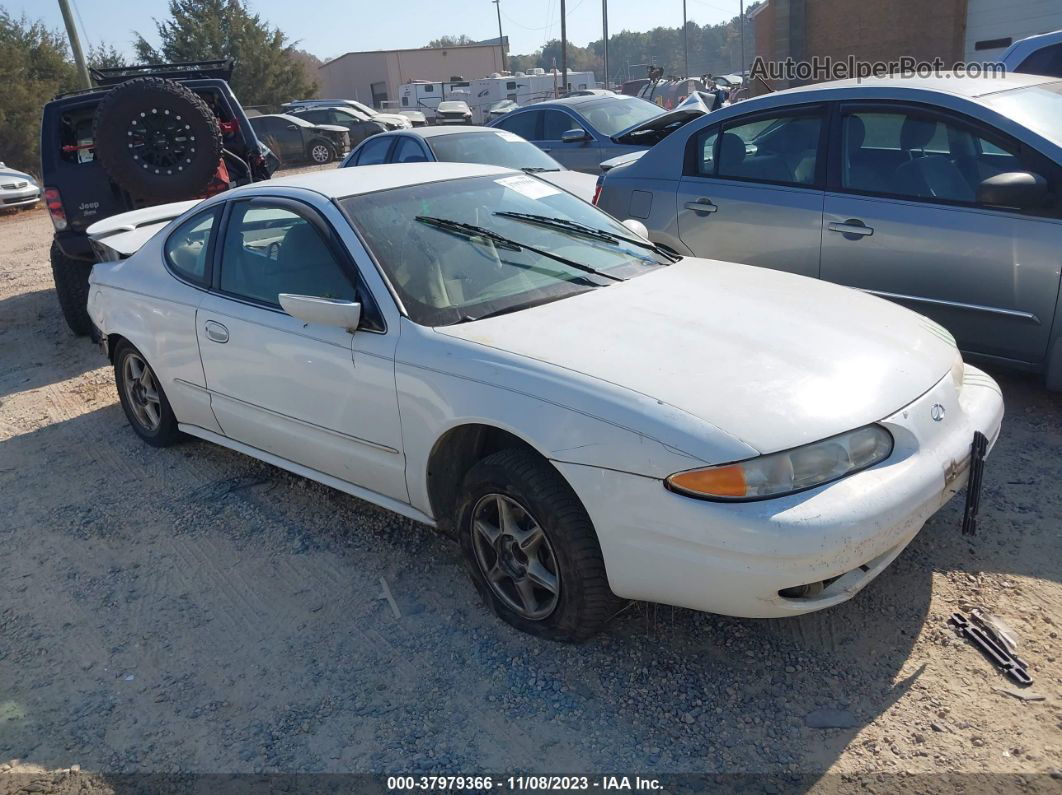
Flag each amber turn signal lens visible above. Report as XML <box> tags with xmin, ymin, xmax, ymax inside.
<box><xmin>668</xmin><ymin>464</ymin><xmax>747</xmax><ymax>498</ymax></box>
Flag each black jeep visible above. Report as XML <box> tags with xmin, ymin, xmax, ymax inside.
<box><xmin>40</xmin><ymin>60</ymin><xmax>278</xmax><ymax>334</ymax></box>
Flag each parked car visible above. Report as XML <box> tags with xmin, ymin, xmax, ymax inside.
<box><xmin>436</xmin><ymin>100</ymin><xmax>472</xmax><ymax>125</ymax></box>
<box><xmin>486</xmin><ymin>99</ymin><xmax>520</xmax><ymax>121</ymax></box>
<box><xmin>1002</xmin><ymin>30</ymin><xmax>1062</xmax><ymax>78</ymax></box>
<box><xmin>397</xmin><ymin>110</ymin><xmax>429</xmax><ymax>127</ymax></box>
<box><xmin>248</xmin><ymin>114</ymin><xmax>350</xmax><ymax>165</ymax></box>
<box><xmin>0</xmin><ymin>163</ymin><xmax>41</xmax><ymax>210</ymax></box>
<box><xmin>85</xmin><ymin>163</ymin><xmax>1003</xmax><ymax>641</ymax></box>
<box><xmin>40</xmin><ymin>59</ymin><xmax>277</xmax><ymax>336</ymax></box>
<box><xmin>288</xmin><ymin>106</ymin><xmax>388</xmax><ymax>146</ymax></box>
<box><xmin>488</xmin><ymin>94</ymin><xmax>705</xmax><ymax>172</ymax></box>
<box><xmin>282</xmin><ymin>98</ymin><xmax>414</xmax><ymax>129</ymax></box>
<box><xmin>596</xmin><ymin>73</ymin><xmax>1062</xmax><ymax>389</ymax></box>
<box><xmin>339</xmin><ymin>126</ymin><xmax>598</xmax><ymax>202</ymax></box>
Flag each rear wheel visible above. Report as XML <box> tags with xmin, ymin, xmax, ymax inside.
<box><xmin>457</xmin><ymin>448</ymin><xmax>623</xmax><ymax>642</ymax></box>
<box><xmin>50</xmin><ymin>240</ymin><xmax>92</xmax><ymax>336</ymax></box>
<box><xmin>309</xmin><ymin>141</ymin><xmax>335</xmax><ymax>164</ymax></box>
<box><xmin>113</xmin><ymin>341</ymin><xmax>181</xmax><ymax>447</ymax></box>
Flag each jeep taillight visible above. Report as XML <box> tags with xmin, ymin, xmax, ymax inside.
<box><xmin>44</xmin><ymin>187</ymin><xmax>67</xmax><ymax>231</ymax></box>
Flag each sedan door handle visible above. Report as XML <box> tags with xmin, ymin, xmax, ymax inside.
<box><xmin>684</xmin><ymin>198</ymin><xmax>718</xmax><ymax>214</ymax></box>
<box><xmin>204</xmin><ymin>320</ymin><xmax>229</xmax><ymax>343</ymax></box>
<box><xmin>828</xmin><ymin>219</ymin><xmax>874</xmax><ymax>237</ymax></box>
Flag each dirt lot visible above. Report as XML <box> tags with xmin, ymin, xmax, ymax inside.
<box><xmin>0</xmin><ymin>199</ymin><xmax>1060</xmax><ymax>790</ymax></box>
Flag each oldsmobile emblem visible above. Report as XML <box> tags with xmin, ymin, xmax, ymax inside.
<box><xmin>930</xmin><ymin>403</ymin><xmax>946</xmax><ymax>422</ymax></box>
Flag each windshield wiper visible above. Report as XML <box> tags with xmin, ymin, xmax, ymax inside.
<box><xmin>493</xmin><ymin>211</ymin><xmax>681</xmax><ymax>261</ymax></box>
<box><xmin>520</xmin><ymin>166</ymin><xmax>559</xmax><ymax>173</ymax></box>
<box><xmin>415</xmin><ymin>216</ymin><xmax>625</xmax><ymax>282</ymax></box>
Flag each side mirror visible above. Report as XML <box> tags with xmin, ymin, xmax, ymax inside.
<box><xmin>622</xmin><ymin>219</ymin><xmax>650</xmax><ymax>239</ymax></box>
<box><xmin>279</xmin><ymin>294</ymin><xmax>362</xmax><ymax>333</ymax></box>
<box><xmin>561</xmin><ymin>128</ymin><xmax>590</xmax><ymax>143</ymax></box>
<box><xmin>977</xmin><ymin>171</ymin><xmax>1047</xmax><ymax>210</ymax></box>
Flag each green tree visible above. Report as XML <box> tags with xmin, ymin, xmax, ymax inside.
<box><xmin>0</xmin><ymin>12</ymin><xmax>78</xmax><ymax>175</ymax></box>
<box><xmin>88</xmin><ymin>43</ymin><xmax>128</xmax><ymax>70</ymax></box>
<box><xmin>134</xmin><ymin>0</ymin><xmax>316</xmax><ymax>108</ymax></box>
<box><xmin>426</xmin><ymin>34</ymin><xmax>476</xmax><ymax>48</ymax></box>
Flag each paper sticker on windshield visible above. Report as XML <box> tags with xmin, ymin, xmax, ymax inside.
<box><xmin>495</xmin><ymin>131</ymin><xmax>522</xmax><ymax>143</ymax></box>
<box><xmin>495</xmin><ymin>175</ymin><xmax>561</xmax><ymax>199</ymax></box>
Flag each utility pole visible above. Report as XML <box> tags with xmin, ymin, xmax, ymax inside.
<box><xmin>602</xmin><ymin>0</ymin><xmax>609</xmax><ymax>89</ymax></box>
<box><xmin>560</xmin><ymin>0</ymin><xmax>568</xmax><ymax>97</ymax></box>
<box><xmin>58</xmin><ymin>0</ymin><xmax>91</xmax><ymax>89</ymax></box>
<box><xmin>682</xmin><ymin>0</ymin><xmax>688</xmax><ymax>78</ymax></box>
<box><xmin>492</xmin><ymin>0</ymin><xmax>508</xmax><ymax>72</ymax></box>
<box><xmin>739</xmin><ymin>0</ymin><xmax>746</xmax><ymax>81</ymax></box>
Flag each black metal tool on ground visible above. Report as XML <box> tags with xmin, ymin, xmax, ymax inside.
<box><xmin>948</xmin><ymin>612</ymin><xmax>1032</xmax><ymax>686</ymax></box>
<box><xmin>962</xmin><ymin>431</ymin><xmax>989</xmax><ymax>536</ymax></box>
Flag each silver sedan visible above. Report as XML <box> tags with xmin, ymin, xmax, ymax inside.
<box><xmin>0</xmin><ymin>163</ymin><xmax>40</xmax><ymax>210</ymax></box>
<box><xmin>596</xmin><ymin>73</ymin><xmax>1062</xmax><ymax>389</ymax></box>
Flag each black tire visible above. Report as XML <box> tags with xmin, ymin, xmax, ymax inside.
<box><xmin>50</xmin><ymin>240</ymin><xmax>93</xmax><ymax>336</ymax></box>
<box><xmin>113</xmin><ymin>340</ymin><xmax>181</xmax><ymax>447</ymax></box>
<box><xmin>457</xmin><ymin>448</ymin><xmax>623</xmax><ymax>642</ymax></box>
<box><xmin>308</xmin><ymin>140</ymin><xmax>336</xmax><ymax>164</ymax></box>
<box><xmin>93</xmin><ymin>77</ymin><xmax>223</xmax><ymax>202</ymax></box>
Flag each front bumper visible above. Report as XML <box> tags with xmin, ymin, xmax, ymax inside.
<box><xmin>554</xmin><ymin>365</ymin><xmax>1004</xmax><ymax>618</ymax></box>
<box><xmin>1</xmin><ymin>186</ymin><xmax>40</xmax><ymax>207</ymax></box>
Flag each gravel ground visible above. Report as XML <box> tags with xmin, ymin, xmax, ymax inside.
<box><xmin>0</xmin><ymin>193</ymin><xmax>1060</xmax><ymax>791</ymax></box>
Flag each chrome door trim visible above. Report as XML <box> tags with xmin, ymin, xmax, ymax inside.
<box><xmin>863</xmin><ymin>290</ymin><xmax>1042</xmax><ymax>324</ymax></box>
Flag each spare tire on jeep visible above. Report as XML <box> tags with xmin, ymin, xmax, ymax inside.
<box><xmin>93</xmin><ymin>77</ymin><xmax>223</xmax><ymax>202</ymax></box>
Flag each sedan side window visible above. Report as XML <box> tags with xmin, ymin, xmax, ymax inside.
<box><xmin>691</xmin><ymin>129</ymin><xmax>719</xmax><ymax>176</ymax></box>
<box><xmin>164</xmin><ymin>208</ymin><xmax>220</xmax><ymax>285</ymax></box>
<box><xmin>1017</xmin><ymin>43</ymin><xmax>1062</xmax><ymax>78</ymax></box>
<box><xmin>718</xmin><ymin>110</ymin><xmax>823</xmax><ymax>187</ymax></box>
<box><xmin>393</xmin><ymin>137</ymin><xmax>429</xmax><ymax>163</ymax></box>
<box><xmin>842</xmin><ymin>111</ymin><xmax>1023</xmax><ymax>204</ymax></box>
<box><xmin>542</xmin><ymin>110</ymin><xmax>581</xmax><ymax>140</ymax></box>
<box><xmin>496</xmin><ymin>111</ymin><xmax>539</xmax><ymax>141</ymax></box>
<box><xmin>356</xmin><ymin>136</ymin><xmax>392</xmax><ymax>165</ymax></box>
<box><xmin>219</xmin><ymin>203</ymin><xmax>356</xmax><ymax>306</ymax></box>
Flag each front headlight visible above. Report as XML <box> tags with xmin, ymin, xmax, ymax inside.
<box><xmin>666</xmin><ymin>424</ymin><xmax>894</xmax><ymax>501</ymax></box>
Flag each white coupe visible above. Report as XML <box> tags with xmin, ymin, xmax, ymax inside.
<box><xmin>86</xmin><ymin>163</ymin><xmax>1004</xmax><ymax>641</ymax></box>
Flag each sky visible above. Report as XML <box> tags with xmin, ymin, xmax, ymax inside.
<box><xmin>8</xmin><ymin>0</ymin><xmax>742</xmax><ymax>60</ymax></box>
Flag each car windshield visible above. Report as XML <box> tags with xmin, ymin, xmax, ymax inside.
<box><xmin>429</xmin><ymin>131</ymin><xmax>562</xmax><ymax>172</ymax></box>
<box><xmin>578</xmin><ymin>97</ymin><xmax>665</xmax><ymax>136</ymax></box>
<box><xmin>340</xmin><ymin>174</ymin><xmax>669</xmax><ymax>326</ymax></box>
<box><xmin>981</xmin><ymin>81</ymin><xmax>1062</xmax><ymax>147</ymax></box>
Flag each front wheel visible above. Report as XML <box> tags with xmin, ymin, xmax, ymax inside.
<box><xmin>457</xmin><ymin>448</ymin><xmax>623</xmax><ymax>642</ymax></box>
<box><xmin>113</xmin><ymin>341</ymin><xmax>181</xmax><ymax>447</ymax></box>
<box><xmin>309</xmin><ymin>141</ymin><xmax>335</xmax><ymax>164</ymax></box>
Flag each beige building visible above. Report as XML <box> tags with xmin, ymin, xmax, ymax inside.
<box><xmin>317</xmin><ymin>43</ymin><xmax>507</xmax><ymax>109</ymax></box>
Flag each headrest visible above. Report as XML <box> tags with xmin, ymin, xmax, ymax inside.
<box><xmin>278</xmin><ymin>222</ymin><xmax>331</xmax><ymax>272</ymax></box>
<box><xmin>846</xmin><ymin>116</ymin><xmax>866</xmax><ymax>151</ymax></box>
<box><xmin>901</xmin><ymin>117</ymin><xmax>938</xmax><ymax>151</ymax></box>
<box><xmin>719</xmin><ymin>132</ymin><xmax>747</xmax><ymax>165</ymax></box>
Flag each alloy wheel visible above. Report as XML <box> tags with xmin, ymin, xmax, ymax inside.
<box><xmin>471</xmin><ymin>493</ymin><xmax>560</xmax><ymax>620</ymax></box>
<box><xmin>122</xmin><ymin>353</ymin><xmax>162</xmax><ymax>432</ymax></box>
<box><xmin>311</xmin><ymin>144</ymin><xmax>331</xmax><ymax>163</ymax></box>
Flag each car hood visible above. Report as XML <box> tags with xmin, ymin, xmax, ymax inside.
<box><xmin>610</xmin><ymin>95</ymin><xmax>710</xmax><ymax>146</ymax></box>
<box><xmin>314</xmin><ymin>124</ymin><xmax>349</xmax><ymax>133</ymax></box>
<box><xmin>535</xmin><ymin>169</ymin><xmax>598</xmax><ymax>202</ymax></box>
<box><xmin>373</xmin><ymin>112</ymin><xmax>412</xmax><ymax>127</ymax></box>
<box><xmin>0</xmin><ymin>168</ymin><xmax>36</xmax><ymax>184</ymax></box>
<box><xmin>437</xmin><ymin>258</ymin><xmax>957</xmax><ymax>454</ymax></box>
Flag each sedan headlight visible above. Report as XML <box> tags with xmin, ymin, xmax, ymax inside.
<box><xmin>666</xmin><ymin>424</ymin><xmax>894</xmax><ymax>501</ymax></box>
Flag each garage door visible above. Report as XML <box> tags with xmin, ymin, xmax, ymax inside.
<box><xmin>965</xmin><ymin>0</ymin><xmax>1062</xmax><ymax>61</ymax></box>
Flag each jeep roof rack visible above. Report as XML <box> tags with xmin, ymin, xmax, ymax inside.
<box><xmin>89</xmin><ymin>59</ymin><xmax>234</xmax><ymax>85</ymax></box>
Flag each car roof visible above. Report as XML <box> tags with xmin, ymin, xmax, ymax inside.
<box><xmin>248</xmin><ymin>162</ymin><xmax>516</xmax><ymax>199</ymax></box>
<box><xmin>530</xmin><ymin>94</ymin><xmax>646</xmax><ymax>109</ymax></box>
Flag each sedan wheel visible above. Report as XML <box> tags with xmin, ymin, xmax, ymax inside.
<box><xmin>471</xmin><ymin>493</ymin><xmax>561</xmax><ymax>620</ymax></box>
<box><xmin>458</xmin><ymin>448</ymin><xmax>624</xmax><ymax>641</ymax></box>
<box><xmin>114</xmin><ymin>340</ymin><xmax>181</xmax><ymax>447</ymax></box>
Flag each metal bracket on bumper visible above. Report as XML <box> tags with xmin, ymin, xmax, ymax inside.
<box><xmin>961</xmin><ymin>431</ymin><xmax>988</xmax><ymax>536</ymax></box>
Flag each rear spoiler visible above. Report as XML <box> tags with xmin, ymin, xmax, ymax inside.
<box><xmin>87</xmin><ymin>200</ymin><xmax>201</xmax><ymax>260</ymax></box>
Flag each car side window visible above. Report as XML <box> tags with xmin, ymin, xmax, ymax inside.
<box><xmin>393</xmin><ymin>137</ymin><xmax>428</xmax><ymax>163</ymax></box>
<box><xmin>542</xmin><ymin>110</ymin><xmax>581</xmax><ymax>140</ymax></box>
<box><xmin>164</xmin><ymin>208</ymin><xmax>220</xmax><ymax>286</ymax></box>
<box><xmin>357</xmin><ymin>136</ymin><xmax>392</xmax><ymax>165</ymax></box>
<box><xmin>300</xmin><ymin>110</ymin><xmax>326</xmax><ymax>124</ymax></box>
<box><xmin>1017</xmin><ymin>43</ymin><xmax>1062</xmax><ymax>78</ymax></box>
<box><xmin>718</xmin><ymin>110</ymin><xmax>823</xmax><ymax>187</ymax></box>
<box><xmin>841</xmin><ymin>110</ymin><xmax>1023</xmax><ymax>204</ymax></box>
<box><xmin>690</xmin><ymin>128</ymin><xmax>719</xmax><ymax>176</ymax></box>
<box><xmin>496</xmin><ymin>111</ymin><xmax>539</xmax><ymax>140</ymax></box>
<box><xmin>219</xmin><ymin>202</ymin><xmax>356</xmax><ymax>306</ymax></box>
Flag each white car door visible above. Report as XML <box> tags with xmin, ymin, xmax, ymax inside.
<box><xmin>195</xmin><ymin>197</ymin><xmax>408</xmax><ymax>503</ymax></box>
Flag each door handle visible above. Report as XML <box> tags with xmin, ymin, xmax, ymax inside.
<box><xmin>204</xmin><ymin>320</ymin><xmax>229</xmax><ymax>343</ymax></box>
<box><xmin>828</xmin><ymin>219</ymin><xmax>874</xmax><ymax>238</ymax></box>
<box><xmin>684</xmin><ymin>198</ymin><xmax>718</xmax><ymax>214</ymax></box>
